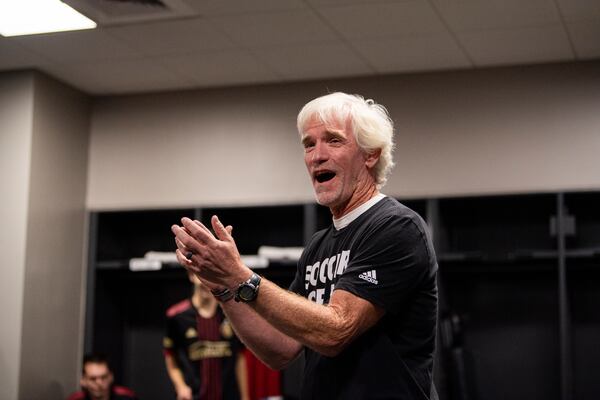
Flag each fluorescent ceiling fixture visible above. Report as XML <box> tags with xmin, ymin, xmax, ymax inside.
<box><xmin>0</xmin><ymin>0</ymin><xmax>96</xmax><ymax>37</ymax></box>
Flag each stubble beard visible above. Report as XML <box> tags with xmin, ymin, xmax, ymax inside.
<box><xmin>314</xmin><ymin>182</ymin><xmax>346</xmax><ymax>212</ymax></box>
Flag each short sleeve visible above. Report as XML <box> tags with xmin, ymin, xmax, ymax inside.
<box><xmin>288</xmin><ymin>263</ymin><xmax>305</xmax><ymax>296</ymax></box>
<box><xmin>333</xmin><ymin>215</ymin><xmax>434</xmax><ymax>313</ymax></box>
<box><xmin>288</xmin><ymin>229</ymin><xmax>327</xmax><ymax>297</ymax></box>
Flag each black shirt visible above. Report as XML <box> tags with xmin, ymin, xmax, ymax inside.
<box><xmin>289</xmin><ymin>197</ymin><xmax>438</xmax><ymax>399</ymax></box>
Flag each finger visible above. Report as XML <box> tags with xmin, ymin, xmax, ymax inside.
<box><xmin>175</xmin><ymin>237</ymin><xmax>186</xmax><ymax>251</ymax></box>
<box><xmin>176</xmin><ymin>250</ymin><xmax>205</xmax><ymax>278</ymax></box>
<box><xmin>175</xmin><ymin>237</ymin><xmax>197</xmax><ymax>262</ymax></box>
<box><xmin>172</xmin><ymin>225</ymin><xmax>203</xmax><ymax>256</ymax></box>
<box><xmin>193</xmin><ymin>219</ymin><xmax>213</xmax><ymax>235</ymax></box>
<box><xmin>226</xmin><ymin>225</ymin><xmax>233</xmax><ymax>235</ymax></box>
<box><xmin>175</xmin><ymin>248</ymin><xmax>193</xmax><ymax>267</ymax></box>
<box><xmin>181</xmin><ymin>217</ymin><xmax>215</xmax><ymax>244</ymax></box>
<box><xmin>211</xmin><ymin>215</ymin><xmax>232</xmax><ymax>242</ymax></box>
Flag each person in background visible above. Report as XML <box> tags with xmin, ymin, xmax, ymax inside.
<box><xmin>67</xmin><ymin>353</ymin><xmax>138</xmax><ymax>400</ymax></box>
<box><xmin>172</xmin><ymin>92</ymin><xmax>438</xmax><ymax>399</ymax></box>
<box><xmin>163</xmin><ymin>271</ymin><xmax>249</xmax><ymax>400</ymax></box>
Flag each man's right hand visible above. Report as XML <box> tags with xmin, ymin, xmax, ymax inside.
<box><xmin>172</xmin><ymin>216</ymin><xmax>250</xmax><ymax>289</ymax></box>
<box><xmin>176</xmin><ymin>384</ymin><xmax>193</xmax><ymax>400</ymax></box>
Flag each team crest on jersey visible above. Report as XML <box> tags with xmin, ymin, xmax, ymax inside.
<box><xmin>189</xmin><ymin>340</ymin><xmax>233</xmax><ymax>360</ymax></box>
<box><xmin>185</xmin><ymin>327</ymin><xmax>197</xmax><ymax>338</ymax></box>
<box><xmin>220</xmin><ymin>319</ymin><xmax>234</xmax><ymax>339</ymax></box>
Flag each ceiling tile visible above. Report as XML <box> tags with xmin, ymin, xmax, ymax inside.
<box><xmin>12</xmin><ymin>29</ymin><xmax>143</xmax><ymax>64</ymax></box>
<box><xmin>183</xmin><ymin>0</ymin><xmax>307</xmax><ymax>16</ymax></box>
<box><xmin>1</xmin><ymin>1</ymin><xmax>596</xmax><ymax>96</ymax></box>
<box><xmin>253</xmin><ymin>42</ymin><xmax>373</xmax><ymax>80</ymax></box>
<box><xmin>556</xmin><ymin>0</ymin><xmax>600</xmax><ymax>22</ymax></box>
<box><xmin>42</xmin><ymin>58</ymin><xmax>191</xmax><ymax>95</ymax></box>
<box><xmin>432</xmin><ymin>0</ymin><xmax>560</xmax><ymax>31</ymax></box>
<box><xmin>351</xmin><ymin>34</ymin><xmax>471</xmax><ymax>74</ymax></box>
<box><xmin>567</xmin><ymin>20</ymin><xmax>600</xmax><ymax>58</ymax></box>
<box><xmin>457</xmin><ymin>25</ymin><xmax>575</xmax><ymax>66</ymax></box>
<box><xmin>210</xmin><ymin>10</ymin><xmax>338</xmax><ymax>47</ymax></box>
<box><xmin>0</xmin><ymin>38</ymin><xmax>46</xmax><ymax>70</ymax></box>
<box><xmin>306</xmin><ymin>0</ymin><xmax>385</xmax><ymax>5</ymax></box>
<box><xmin>158</xmin><ymin>50</ymin><xmax>281</xmax><ymax>87</ymax></box>
<box><xmin>317</xmin><ymin>1</ymin><xmax>447</xmax><ymax>38</ymax></box>
<box><xmin>105</xmin><ymin>18</ymin><xmax>236</xmax><ymax>56</ymax></box>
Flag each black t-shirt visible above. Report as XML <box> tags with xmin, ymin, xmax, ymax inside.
<box><xmin>163</xmin><ymin>299</ymin><xmax>242</xmax><ymax>400</ymax></box>
<box><xmin>289</xmin><ymin>197</ymin><xmax>438</xmax><ymax>400</ymax></box>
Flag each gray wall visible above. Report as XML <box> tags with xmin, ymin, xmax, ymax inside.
<box><xmin>87</xmin><ymin>61</ymin><xmax>600</xmax><ymax>210</ymax></box>
<box><xmin>0</xmin><ymin>72</ymin><xmax>90</xmax><ymax>400</ymax></box>
<box><xmin>19</xmin><ymin>73</ymin><xmax>91</xmax><ymax>400</ymax></box>
<box><xmin>0</xmin><ymin>72</ymin><xmax>34</xmax><ymax>400</ymax></box>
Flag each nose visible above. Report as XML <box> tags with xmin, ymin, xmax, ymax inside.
<box><xmin>310</xmin><ymin>140</ymin><xmax>329</xmax><ymax>165</ymax></box>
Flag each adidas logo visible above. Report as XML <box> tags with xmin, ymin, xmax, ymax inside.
<box><xmin>358</xmin><ymin>270</ymin><xmax>378</xmax><ymax>285</ymax></box>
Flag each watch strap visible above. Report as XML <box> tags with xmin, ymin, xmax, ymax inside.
<box><xmin>211</xmin><ymin>287</ymin><xmax>234</xmax><ymax>302</ymax></box>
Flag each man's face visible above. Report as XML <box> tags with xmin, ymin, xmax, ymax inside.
<box><xmin>81</xmin><ymin>362</ymin><xmax>113</xmax><ymax>400</ymax></box>
<box><xmin>302</xmin><ymin>116</ymin><xmax>377</xmax><ymax>217</ymax></box>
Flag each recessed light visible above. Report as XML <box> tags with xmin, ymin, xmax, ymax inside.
<box><xmin>0</xmin><ymin>0</ymin><xmax>96</xmax><ymax>37</ymax></box>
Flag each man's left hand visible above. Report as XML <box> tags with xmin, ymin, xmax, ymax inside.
<box><xmin>172</xmin><ymin>215</ymin><xmax>250</xmax><ymax>289</ymax></box>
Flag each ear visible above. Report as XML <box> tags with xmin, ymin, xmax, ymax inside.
<box><xmin>80</xmin><ymin>376</ymin><xmax>87</xmax><ymax>389</ymax></box>
<box><xmin>365</xmin><ymin>148</ymin><xmax>381</xmax><ymax>169</ymax></box>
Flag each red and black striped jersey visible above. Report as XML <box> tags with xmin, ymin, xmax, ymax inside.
<box><xmin>163</xmin><ymin>299</ymin><xmax>243</xmax><ymax>400</ymax></box>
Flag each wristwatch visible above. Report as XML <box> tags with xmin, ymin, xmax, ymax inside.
<box><xmin>234</xmin><ymin>273</ymin><xmax>261</xmax><ymax>303</ymax></box>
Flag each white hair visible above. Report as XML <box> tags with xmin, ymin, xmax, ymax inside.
<box><xmin>297</xmin><ymin>92</ymin><xmax>395</xmax><ymax>188</ymax></box>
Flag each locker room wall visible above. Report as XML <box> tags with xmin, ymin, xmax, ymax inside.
<box><xmin>86</xmin><ymin>60</ymin><xmax>600</xmax><ymax>210</ymax></box>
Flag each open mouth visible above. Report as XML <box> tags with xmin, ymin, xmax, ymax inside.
<box><xmin>315</xmin><ymin>171</ymin><xmax>336</xmax><ymax>183</ymax></box>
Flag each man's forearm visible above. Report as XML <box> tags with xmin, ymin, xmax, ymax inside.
<box><xmin>221</xmin><ymin>300</ymin><xmax>303</xmax><ymax>370</ymax></box>
<box><xmin>247</xmin><ymin>279</ymin><xmax>347</xmax><ymax>355</ymax></box>
<box><xmin>235</xmin><ymin>352</ymin><xmax>250</xmax><ymax>400</ymax></box>
<box><xmin>164</xmin><ymin>354</ymin><xmax>190</xmax><ymax>393</ymax></box>
<box><xmin>245</xmin><ymin>277</ymin><xmax>383</xmax><ymax>357</ymax></box>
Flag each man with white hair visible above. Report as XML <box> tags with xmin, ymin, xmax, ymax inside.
<box><xmin>172</xmin><ymin>92</ymin><xmax>438</xmax><ymax>399</ymax></box>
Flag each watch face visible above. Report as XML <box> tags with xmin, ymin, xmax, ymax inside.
<box><xmin>239</xmin><ymin>285</ymin><xmax>255</xmax><ymax>300</ymax></box>
<box><xmin>235</xmin><ymin>273</ymin><xmax>261</xmax><ymax>302</ymax></box>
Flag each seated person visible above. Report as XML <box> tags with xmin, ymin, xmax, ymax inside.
<box><xmin>67</xmin><ymin>353</ymin><xmax>138</xmax><ymax>400</ymax></box>
<box><xmin>163</xmin><ymin>272</ymin><xmax>249</xmax><ymax>400</ymax></box>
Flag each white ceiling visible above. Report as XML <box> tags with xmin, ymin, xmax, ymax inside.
<box><xmin>0</xmin><ymin>0</ymin><xmax>598</xmax><ymax>95</ymax></box>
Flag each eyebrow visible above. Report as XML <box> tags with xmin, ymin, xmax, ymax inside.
<box><xmin>325</xmin><ymin>130</ymin><xmax>346</xmax><ymax>141</ymax></box>
<box><xmin>301</xmin><ymin>130</ymin><xmax>346</xmax><ymax>146</ymax></box>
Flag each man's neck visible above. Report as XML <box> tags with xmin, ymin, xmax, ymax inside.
<box><xmin>333</xmin><ymin>193</ymin><xmax>386</xmax><ymax>230</ymax></box>
<box><xmin>192</xmin><ymin>289</ymin><xmax>217</xmax><ymax>318</ymax></box>
<box><xmin>331</xmin><ymin>185</ymin><xmax>379</xmax><ymax>219</ymax></box>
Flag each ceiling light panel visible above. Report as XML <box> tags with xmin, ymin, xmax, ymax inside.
<box><xmin>0</xmin><ymin>0</ymin><xmax>96</xmax><ymax>37</ymax></box>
